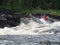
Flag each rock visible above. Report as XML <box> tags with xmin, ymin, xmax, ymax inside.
<box><xmin>40</xmin><ymin>40</ymin><xmax>50</xmax><ymax>45</ymax></box>
<box><xmin>0</xmin><ymin>13</ymin><xmax>20</xmax><ymax>28</ymax></box>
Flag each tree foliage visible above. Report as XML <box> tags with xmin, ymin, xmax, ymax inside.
<box><xmin>0</xmin><ymin>0</ymin><xmax>60</xmax><ymax>10</ymax></box>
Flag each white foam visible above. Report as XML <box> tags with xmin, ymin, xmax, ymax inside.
<box><xmin>0</xmin><ymin>18</ymin><xmax>60</xmax><ymax>35</ymax></box>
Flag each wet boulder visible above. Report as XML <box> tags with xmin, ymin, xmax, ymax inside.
<box><xmin>0</xmin><ymin>14</ymin><xmax>20</xmax><ymax>28</ymax></box>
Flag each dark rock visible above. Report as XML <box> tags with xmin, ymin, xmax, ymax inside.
<box><xmin>40</xmin><ymin>40</ymin><xmax>50</xmax><ymax>45</ymax></box>
<box><xmin>0</xmin><ymin>13</ymin><xmax>20</xmax><ymax>28</ymax></box>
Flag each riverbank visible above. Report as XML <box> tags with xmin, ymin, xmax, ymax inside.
<box><xmin>16</xmin><ymin>9</ymin><xmax>60</xmax><ymax>16</ymax></box>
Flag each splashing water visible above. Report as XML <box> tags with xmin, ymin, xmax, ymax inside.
<box><xmin>0</xmin><ymin>17</ymin><xmax>60</xmax><ymax>35</ymax></box>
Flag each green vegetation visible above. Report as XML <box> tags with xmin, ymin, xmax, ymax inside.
<box><xmin>17</xmin><ymin>9</ymin><xmax>60</xmax><ymax>16</ymax></box>
<box><xmin>0</xmin><ymin>0</ymin><xmax>60</xmax><ymax>16</ymax></box>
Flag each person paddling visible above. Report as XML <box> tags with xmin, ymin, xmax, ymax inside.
<box><xmin>40</xmin><ymin>14</ymin><xmax>49</xmax><ymax>22</ymax></box>
<box><xmin>28</xmin><ymin>13</ymin><xmax>33</xmax><ymax>29</ymax></box>
<box><xmin>39</xmin><ymin>13</ymin><xmax>49</xmax><ymax>24</ymax></box>
<box><xmin>28</xmin><ymin>13</ymin><xmax>33</xmax><ymax>20</ymax></box>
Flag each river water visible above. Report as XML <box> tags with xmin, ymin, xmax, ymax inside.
<box><xmin>0</xmin><ymin>17</ymin><xmax>60</xmax><ymax>45</ymax></box>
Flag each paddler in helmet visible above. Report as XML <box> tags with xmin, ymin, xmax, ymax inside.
<box><xmin>28</xmin><ymin>13</ymin><xmax>33</xmax><ymax>29</ymax></box>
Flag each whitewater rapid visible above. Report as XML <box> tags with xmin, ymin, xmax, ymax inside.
<box><xmin>0</xmin><ymin>18</ymin><xmax>60</xmax><ymax>35</ymax></box>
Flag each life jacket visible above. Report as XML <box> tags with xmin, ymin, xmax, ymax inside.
<box><xmin>40</xmin><ymin>15</ymin><xmax>48</xmax><ymax>21</ymax></box>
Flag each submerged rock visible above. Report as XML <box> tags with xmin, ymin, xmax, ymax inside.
<box><xmin>40</xmin><ymin>40</ymin><xmax>50</xmax><ymax>45</ymax></box>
